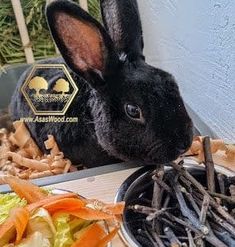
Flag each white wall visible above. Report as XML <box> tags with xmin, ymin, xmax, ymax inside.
<box><xmin>138</xmin><ymin>0</ymin><xmax>235</xmax><ymax>142</ymax></box>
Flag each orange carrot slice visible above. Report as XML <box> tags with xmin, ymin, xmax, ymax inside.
<box><xmin>103</xmin><ymin>202</ymin><xmax>125</xmax><ymax>215</ymax></box>
<box><xmin>43</xmin><ymin>198</ymin><xmax>86</xmax><ymax>214</ymax></box>
<box><xmin>56</xmin><ymin>208</ymin><xmax>116</xmax><ymax>221</ymax></box>
<box><xmin>4</xmin><ymin>176</ymin><xmax>46</xmax><ymax>203</ymax></box>
<box><xmin>97</xmin><ymin>227</ymin><xmax>119</xmax><ymax>247</ymax></box>
<box><xmin>0</xmin><ymin>207</ymin><xmax>29</xmax><ymax>245</ymax></box>
<box><xmin>12</xmin><ymin>208</ymin><xmax>30</xmax><ymax>244</ymax></box>
<box><xmin>71</xmin><ymin>223</ymin><xmax>106</xmax><ymax>247</ymax></box>
<box><xmin>26</xmin><ymin>193</ymin><xmax>77</xmax><ymax>212</ymax></box>
<box><xmin>0</xmin><ymin>218</ymin><xmax>15</xmax><ymax>246</ymax></box>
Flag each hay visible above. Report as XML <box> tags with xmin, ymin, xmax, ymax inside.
<box><xmin>0</xmin><ymin>0</ymin><xmax>101</xmax><ymax>66</ymax></box>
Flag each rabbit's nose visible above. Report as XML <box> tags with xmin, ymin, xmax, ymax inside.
<box><xmin>176</xmin><ymin>139</ymin><xmax>191</xmax><ymax>154</ymax></box>
<box><xmin>176</xmin><ymin>147</ymin><xmax>187</xmax><ymax>155</ymax></box>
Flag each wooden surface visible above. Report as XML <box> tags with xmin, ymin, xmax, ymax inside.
<box><xmin>47</xmin><ymin>168</ymin><xmax>139</xmax><ymax>247</ymax></box>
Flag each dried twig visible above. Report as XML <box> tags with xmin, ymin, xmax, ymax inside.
<box><xmin>203</xmin><ymin>136</ymin><xmax>215</xmax><ymax>193</ymax></box>
<box><xmin>200</xmin><ymin>195</ymin><xmax>210</xmax><ymax>224</ymax></box>
<box><xmin>229</xmin><ymin>185</ymin><xmax>235</xmax><ymax>198</ymax></box>
<box><xmin>152</xmin><ymin>165</ymin><xmax>164</xmax><ymax>209</ymax></box>
<box><xmin>163</xmin><ymin>226</ymin><xmax>181</xmax><ymax>247</ymax></box>
<box><xmin>152</xmin><ymin>165</ymin><xmax>165</xmax><ymax>235</ymax></box>
<box><xmin>167</xmin><ymin>212</ymin><xmax>222</xmax><ymax>247</ymax></box>
<box><xmin>146</xmin><ymin>207</ymin><xmax>175</xmax><ymax>221</ymax></box>
<box><xmin>152</xmin><ymin>232</ymin><xmax>166</xmax><ymax>247</ymax></box>
<box><xmin>129</xmin><ymin>157</ymin><xmax>235</xmax><ymax>247</ymax></box>
<box><xmin>217</xmin><ymin>173</ymin><xmax>226</xmax><ymax>194</ymax></box>
<box><xmin>171</xmin><ymin>181</ymin><xmax>208</xmax><ymax>234</ymax></box>
<box><xmin>143</xmin><ymin>222</ymin><xmax>166</xmax><ymax>247</ymax></box>
<box><xmin>181</xmin><ymin>187</ymin><xmax>200</xmax><ymax>216</ymax></box>
<box><xmin>209</xmin><ymin>192</ymin><xmax>235</xmax><ymax>204</ymax></box>
<box><xmin>163</xmin><ymin>194</ymin><xmax>171</xmax><ymax>208</ymax></box>
<box><xmin>152</xmin><ymin>174</ymin><xmax>173</xmax><ymax>195</ymax></box>
<box><xmin>128</xmin><ymin>205</ymin><xmax>157</xmax><ymax>215</ymax></box>
<box><xmin>209</xmin><ymin>210</ymin><xmax>235</xmax><ymax>238</ymax></box>
<box><xmin>186</xmin><ymin>228</ymin><xmax>196</xmax><ymax>247</ymax></box>
<box><xmin>171</xmin><ymin>162</ymin><xmax>235</xmax><ymax>228</ymax></box>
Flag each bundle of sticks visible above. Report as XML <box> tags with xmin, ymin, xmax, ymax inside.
<box><xmin>129</xmin><ymin>137</ymin><xmax>235</xmax><ymax>247</ymax></box>
<box><xmin>0</xmin><ymin>121</ymin><xmax>78</xmax><ymax>182</ymax></box>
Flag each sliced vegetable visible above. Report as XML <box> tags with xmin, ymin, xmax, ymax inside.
<box><xmin>97</xmin><ymin>227</ymin><xmax>119</xmax><ymax>247</ymax></box>
<box><xmin>49</xmin><ymin>201</ymin><xmax>125</xmax><ymax>222</ymax></box>
<box><xmin>0</xmin><ymin>177</ymin><xmax>123</xmax><ymax>246</ymax></box>
<box><xmin>0</xmin><ymin>207</ymin><xmax>29</xmax><ymax>246</ymax></box>
<box><xmin>43</xmin><ymin>198</ymin><xmax>86</xmax><ymax>215</ymax></box>
<box><xmin>69</xmin><ymin>218</ymin><xmax>92</xmax><ymax>233</ymax></box>
<box><xmin>0</xmin><ymin>193</ymin><xmax>26</xmax><ymax>224</ymax></box>
<box><xmin>16</xmin><ymin>231</ymin><xmax>51</xmax><ymax>247</ymax></box>
<box><xmin>12</xmin><ymin>208</ymin><xmax>30</xmax><ymax>244</ymax></box>
<box><xmin>26</xmin><ymin>193</ymin><xmax>77</xmax><ymax>212</ymax></box>
<box><xmin>72</xmin><ymin>223</ymin><xmax>105</xmax><ymax>247</ymax></box>
<box><xmin>3</xmin><ymin>176</ymin><xmax>46</xmax><ymax>203</ymax></box>
<box><xmin>80</xmin><ymin>200</ymin><xmax>125</xmax><ymax>216</ymax></box>
<box><xmin>27</xmin><ymin>208</ymin><xmax>56</xmax><ymax>243</ymax></box>
<box><xmin>53</xmin><ymin>213</ymin><xmax>73</xmax><ymax>247</ymax></box>
<box><xmin>55</xmin><ymin>208</ymin><xmax>116</xmax><ymax>221</ymax></box>
<box><xmin>102</xmin><ymin>202</ymin><xmax>125</xmax><ymax>215</ymax></box>
<box><xmin>0</xmin><ymin>217</ymin><xmax>15</xmax><ymax>247</ymax></box>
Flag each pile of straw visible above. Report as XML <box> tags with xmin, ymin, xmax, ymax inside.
<box><xmin>0</xmin><ymin>0</ymin><xmax>100</xmax><ymax>66</ymax></box>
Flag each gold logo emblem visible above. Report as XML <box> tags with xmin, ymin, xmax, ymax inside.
<box><xmin>21</xmin><ymin>64</ymin><xmax>78</xmax><ymax>116</ymax></box>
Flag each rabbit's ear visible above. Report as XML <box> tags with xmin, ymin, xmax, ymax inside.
<box><xmin>101</xmin><ymin>0</ymin><xmax>144</xmax><ymax>61</ymax></box>
<box><xmin>46</xmin><ymin>0</ymin><xmax>118</xmax><ymax>84</ymax></box>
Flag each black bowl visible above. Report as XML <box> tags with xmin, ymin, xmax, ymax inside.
<box><xmin>115</xmin><ymin>162</ymin><xmax>235</xmax><ymax>247</ymax></box>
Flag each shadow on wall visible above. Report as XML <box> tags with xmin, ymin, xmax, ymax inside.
<box><xmin>138</xmin><ymin>0</ymin><xmax>235</xmax><ymax>142</ymax></box>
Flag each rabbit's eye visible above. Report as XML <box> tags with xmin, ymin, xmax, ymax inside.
<box><xmin>125</xmin><ymin>104</ymin><xmax>144</xmax><ymax>123</ymax></box>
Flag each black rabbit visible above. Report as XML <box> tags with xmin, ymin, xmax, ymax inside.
<box><xmin>10</xmin><ymin>0</ymin><xmax>193</xmax><ymax>167</ymax></box>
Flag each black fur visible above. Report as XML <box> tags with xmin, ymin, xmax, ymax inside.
<box><xmin>101</xmin><ymin>0</ymin><xmax>144</xmax><ymax>60</ymax></box>
<box><xmin>10</xmin><ymin>0</ymin><xmax>193</xmax><ymax>167</ymax></box>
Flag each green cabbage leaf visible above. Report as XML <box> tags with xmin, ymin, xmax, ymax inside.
<box><xmin>0</xmin><ymin>193</ymin><xmax>27</xmax><ymax>224</ymax></box>
<box><xmin>53</xmin><ymin>214</ymin><xmax>73</xmax><ymax>247</ymax></box>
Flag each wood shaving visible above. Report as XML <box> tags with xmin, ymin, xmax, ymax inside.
<box><xmin>0</xmin><ymin>121</ymin><xmax>78</xmax><ymax>184</ymax></box>
<box><xmin>185</xmin><ymin>136</ymin><xmax>235</xmax><ymax>171</ymax></box>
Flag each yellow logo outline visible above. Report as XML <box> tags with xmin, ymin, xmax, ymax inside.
<box><xmin>21</xmin><ymin>64</ymin><xmax>78</xmax><ymax>116</ymax></box>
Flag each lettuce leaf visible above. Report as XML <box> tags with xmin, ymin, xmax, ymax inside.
<box><xmin>17</xmin><ymin>232</ymin><xmax>51</xmax><ymax>247</ymax></box>
<box><xmin>69</xmin><ymin>218</ymin><xmax>92</xmax><ymax>234</ymax></box>
<box><xmin>27</xmin><ymin>208</ymin><xmax>56</xmax><ymax>243</ymax></box>
<box><xmin>0</xmin><ymin>193</ymin><xmax>27</xmax><ymax>224</ymax></box>
<box><xmin>53</xmin><ymin>214</ymin><xmax>73</xmax><ymax>247</ymax></box>
<box><xmin>3</xmin><ymin>232</ymin><xmax>51</xmax><ymax>247</ymax></box>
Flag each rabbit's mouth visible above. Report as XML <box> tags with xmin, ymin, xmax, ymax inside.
<box><xmin>144</xmin><ymin>143</ymin><xmax>189</xmax><ymax>165</ymax></box>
